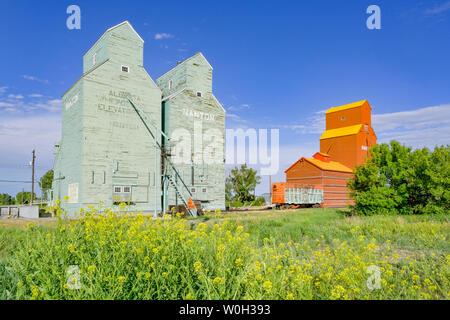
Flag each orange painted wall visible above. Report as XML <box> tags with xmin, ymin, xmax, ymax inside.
<box><xmin>321</xmin><ymin>102</ymin><xmax>377</xmax><ymax>169</ymax></box>
<box><xmin>320</xmin><ymin>134</ymin><xmax>358</xmax><ymax>170</ymax></box>
<box><xmin>271</xmin><ymin>183</ymin><xmax>286</xmax><ymax>204</ymax></box>
<box><xmin>278</xmin><ymin>100</ymin><xmax>376</xmax><ymax>208</ymax></box>
<box><xmin>325</xmin><ymin>100</ymin><xmax>372</xmax><ymax>130</ymax></box>
<box><xmin>356</xmin><ymin>127</ymin><xmax>377</xmax><ymax>165</ymax></box>
<box><xmin>282</xmin><ymin>159</ymin><xmax>353</xmax><ymax>207</ymax></box>
<box><xmin>286</xmin><ymin>159</ymin><xmax>323</xmax><ymax>186</ymax></box>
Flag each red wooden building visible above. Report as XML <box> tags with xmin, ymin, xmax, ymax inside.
<box><xmin>273</xmin><ymin>100</ymin><xmax>377</xmax><ymax>208</ymax></box>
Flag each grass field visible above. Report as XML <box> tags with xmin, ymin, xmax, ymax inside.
<box><xmin>0</xmin><ymin>207</ymin><xmax>448</xmax><ymax>300</ymax></box>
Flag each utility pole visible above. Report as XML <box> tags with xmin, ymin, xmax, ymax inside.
<box><xmin>269</xmin><ymin>175</ymin><xmax>272</xmax><ymax>203</ymax></box>
<box><xmin>31</xmin><ymin>149</ymin><xmax>35</xmax><ymax>206</ymax></box>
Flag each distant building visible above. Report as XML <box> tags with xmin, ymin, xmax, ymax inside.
<box><xmin>51</xmin><ymin>21</ymin><xmax>225</xmax><ymax>213</ymax></box>
<box><xmin>279</xmin><ymin>100</ymin><xmax>377</xmax><ymax>207</ymax></box>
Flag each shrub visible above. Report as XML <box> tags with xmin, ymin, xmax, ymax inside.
<box><xmin>348</xmin><ymin>141</ymin><xmax>449</xmax><ymax>215</ymax></box>
<box><xmin>228</xmin><ymin>200</ymin><xmax>243</xmax><ymax>208</ymax></box>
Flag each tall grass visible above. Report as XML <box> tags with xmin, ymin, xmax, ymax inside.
<box><xmin>0</xmin><ymin>206</ymin><xmax>448</xmax><ymax>300</ymax></box>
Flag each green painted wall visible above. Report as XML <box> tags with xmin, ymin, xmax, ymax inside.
<box><xmin>53</xmin><ymin>22</ymin><xmax>162</xmax><ymax>214</ymax></box>
<box><xmin>157</xmin><ymin>53</ymin><xmax>226</xmax><ymax>210</ymax></box>
<box><xmin>53</xmin><ymin>22</ymin><xmax>225</xmax><ymax>213</ymax></box>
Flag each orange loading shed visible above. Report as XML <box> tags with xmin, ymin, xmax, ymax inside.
<box><xmin>275</xmin><ymin>100</ymin><xmax>377</xmax><ymax>208</ymax></box>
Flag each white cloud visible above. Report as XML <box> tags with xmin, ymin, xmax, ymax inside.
<box><xmin>154</xmin><ymin>33</ymin><xmax>174</xmax><ymax>40</ymax></box>
<box><xmin>372</xmin><ymin>104</ymin><xmax>450</xmax><ymax>148</ymax></box>
<box><xmin>228</xmin><ymin>104</ymin><xmax>251</xmax><ymax>111</ymax></box>
<box><xmin>425</xmin><ymin>1</ymin><xmax>450</xmax><ymax>15</ymax></box>
<box><xmin>0</xmin><ymin>113</ymin><xmax>61</xmax><ymax>173</ymax></box>
<box><xmin>29</xmin><ymin>94</ymin><xmax>44</xmax><ymax>98</ymax></box>
<box><xmin>279</xmin><ymin>109</ymin><xmax>325</xmax><ymax>135</ymax></box>
<box><xmin>0</xmin><ymin>102</ymin><xmax>14</xmax><ymax>108</ymax></box>
<box><xmin>34</xmin><ymin>99</ymin><xmax>62</xmax><ymax>112</ymax></box>
<box><xmin>8</xmin><ymin>94</ymin><xmax>24</xmax><ymax>99</ymax></box>
<box><xmin>278</xmin><ymin>103</ymin><xmax>450</xmax><ymax>149</ymax></box>
<box><xmin>0</xmin><ymin>96</ymin><xmax>62</xmax><ymax>113</ymax></box>
<box><xmin>22</xmin><ymin>75</ymin><xmax>49</xmax><ymax>84</ymax></box>
<box><xmin>226</xmin><ymin>113</ymin><xmax>248</xmax><ymax>124</ymax></box>
<box><xmin>372</xmin><ymin>104</ymin><xmax>450</xmax><ymax>131</ymax></box>
<box><xmin>0</xmin><ymin>86</ymin><xmax>7</xmax><ymax>95</ymax></box>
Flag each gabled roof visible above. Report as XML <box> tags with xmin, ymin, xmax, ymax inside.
<box><xmin>305</xmin><ymin>157</ymin><xmax>352</xmax><ymax>173</ymax></box>
<box><xmin>325</xmin><ymin>100</ymin><xmax>369</xmax><ymax>114</ymax></box>
<box><xmin>162</xmin><ymin>87</ymin><xmax>225</xmax><ymax>113</ymax></box>
<box><xmin>157</xmin><ymin>52</ymin><xmax>213</xmax><ymax>80</ymax></box>
<box><xmin>83</xmin><ymin>21</ymin><xmax>144</xmax><ymax>57</ymax></box>
<box><xmin>62</xmin><ymin>58</ymin><xmax>110</xmax><ymax>96</ymax></box>
<box><xmin>320</xmin><ymin>124</ymin><xmax>362</xmax><ymax>140</ymax></box>
<box><xmin>285</xmin><ymin>157</ymin><xmax>352</xmax><ymax>173</ymax></box>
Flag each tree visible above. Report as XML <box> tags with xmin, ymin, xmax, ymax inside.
<box><xmin>0</xmin><ymin>193</ymin><xmax>14</xmax><ymax>205</ymax></box>
<box><xmin>226</xmin><ymin>164</ymin><xmax>261</xmax><ymax>203</ymax></box>
<box><xmin>348</xmin><ymin>141</ymin><xmax>449</xmax><ymax>215</ymax></box>
<box><xmin>39</xmin><ymin>169</ymin><xmax>54</xmax><ymax>192</ymax></box>
<box><xmin>14</xmin><ymin>191</ymin><xmax>37</xmax><ymax>205</ymax></box>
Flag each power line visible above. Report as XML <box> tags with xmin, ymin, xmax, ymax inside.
<box><xmin>0</xmin><ymin>180</ymin><xmax>35</xmax><ymax>183</ymax></box>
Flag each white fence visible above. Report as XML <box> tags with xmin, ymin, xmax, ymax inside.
<box><xmin>0</xmin><ymin>205</ymin><xmax>40</xmax><ymax>218</ymax></box>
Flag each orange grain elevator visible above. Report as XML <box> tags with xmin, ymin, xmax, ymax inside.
<box><xmin>279</xmin><ymin>100</ymin><xmax>377</xmax><ymax>208</ymax></box>
<box><xmin>320</xmin><ymin>100</ymin><xmax>377</xmax><ymax>169</ymax></box>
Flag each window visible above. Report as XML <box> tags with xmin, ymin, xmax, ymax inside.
<box><xmin>114</xmin><ymin>186</ymin><xmax>122</xmax><ymax>193</ymax></box>
<box><xmin>364</xmin><ymin>124</ymin><xmax>369</xmax><ymax>132</ymax></box>
<box><xmin>362</xmin><ymin>145</ymin><xmax>368</xmax><ymax>151</ymax></box>
<box><xmin>92</xmin><ymin>53</ymin><xmax>97</xmax><ymax>66</ymax></box>
<box><xmin>202</xmin><ymin>187</ymin><xmax>207</xmax><ymax>193</ymax></box>
<box><xmin>196</xmin><ymin>91</ymin><xmax>202</xmax><ymax>97</ymax></box>
<box><xmin>341</xmin><ymin>116</ymin><xmax>345</xmax><ymax>121</ymax></box>
<box><xmin>191</xmin><ymin>187</ymin><xmax>196</xmax><ymax>193</ymax></box>
<box><xmin>168</xmin><ymin>80</ymin><xmax>173</xmax><ymax>89</ymax></box>
<box><xmin>121</xmin><ymin>65</ymin><xmax>129</xmax><ymax>73</ymax></box>
<box><xmin>123</xmin><ymin>186</ymin><xmax>131</xmax><ymax>193</ymax></box>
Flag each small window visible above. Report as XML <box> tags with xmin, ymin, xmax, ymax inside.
<box><xmin>196</xmin><ymin>91</ymin><xmax>202</xmax><ymax>97</ymax></box>
<box><xmin>341</xmin><ymin>116</ymin><xmax>345</xmax><ymax>121</ymax></box>
<box><xmin>362</xmin><ymin>145</ymin><xmax>368</xmax><ymax>151</ymax></box>
<box><xmin>191</xmin><ymin>187</ymin><xmax>196</xmax><ymax>193</ymax></box>
<box><xmin>123</xmin><ymin>186</ymin><xmax>131</xmax><ymax>193</ymax></box>
<box><xmin>169</xmin><ymin>80</ymin><xmax>173</xmax><ymax>89</ymax></box>
<box><xmin>364</xmin><ymin>124</ymin><xmax>369</xmax><ymax>132</ymax></box>
<box><xmin>121</xmin><ymin>65</ymin><xmax>129</xmax><ymax>73</ymax></box>
<box><xmin>114</xmin><ymin>186</ymin><xmax>122</xmax><ymax>193</ymax></box>
<box><xmin>202</xmin><ymin>187</ymin><xmax>207</xmax><ymax>193</ymax></box>
<box><xmin>92</xmin><ymin>53</ymin><xmax>97</xmax><ymax>66</ymax></box>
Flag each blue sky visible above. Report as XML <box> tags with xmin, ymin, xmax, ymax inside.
<box><xmin>0</xmin><ymin>0</ymin><xmax>449</xmax><ymax>197</ymax></box>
